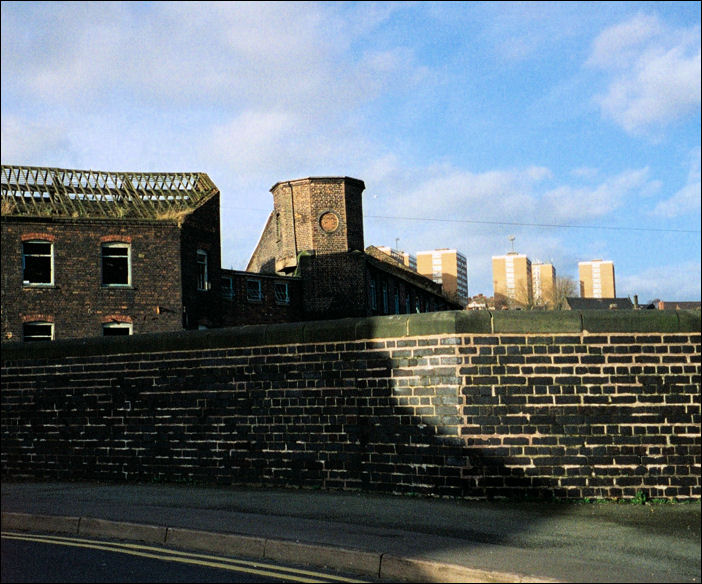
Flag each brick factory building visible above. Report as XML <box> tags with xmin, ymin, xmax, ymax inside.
<box><xmin>2</xmin><ymin>167</ymin><xmax>459</xmax><ymax>342</ymax></box>
<box><xmin>0</xmin><ymin>165</ymin><xmax>230</xmax><ymax>341</ymax></box>
<box><xmin>246</xmin><ymin>176</ymin><xmax>461</xmax><ymax>320</ymax></box>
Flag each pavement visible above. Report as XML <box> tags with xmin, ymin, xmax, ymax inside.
<box><xmin>1</xmin><ymin>482</ymin><xmax>700</xmax><ymax>583</ymax></box>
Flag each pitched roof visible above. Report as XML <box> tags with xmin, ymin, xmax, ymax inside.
<box><xmin>657</xmin><ymin>301</ymin><xmax>701</xmax><ymax>311</ymax></box>
<box><xmin>565</xmin><ymin>297</ymin><xmax>634</xmax><ymax>310</ymax></box>
<box><xmin>1</xmin><ymin>165</ymin><xmax>219</xmax><ymax>221</ymax></box>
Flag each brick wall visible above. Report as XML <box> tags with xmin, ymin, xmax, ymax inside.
<box><xmin>2</xmin><ymin>310</ymin><xmax>699</xmax><ymax>500</ymax></box>
<box><xmin>220</xmin><ymin>270</ymin><xmax>304</xmax><ymax>326</ymax></box>
<box><xmin>1</xmin><ymin>217</ymin><xmax>183</xmax><ymax>340</ymax></box>
<box><xmin>179</xmin><ymin>194</ymin><xmax>222</xmax><ymax>329</ymax></box>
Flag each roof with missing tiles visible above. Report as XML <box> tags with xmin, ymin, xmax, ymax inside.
<box><xmin>1</xmin><ymin>165</ymin><xmax>219</xmax><ymax>221</ymax></box>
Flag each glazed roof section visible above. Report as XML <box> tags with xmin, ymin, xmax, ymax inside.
<box><xmin>1</xmin><ymin>165</ymin><xmax>219</xmax><ymax>220</ymax></box>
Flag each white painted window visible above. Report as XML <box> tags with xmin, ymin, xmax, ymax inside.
<box><xmin>102</xmin><ymin>243</ymin><xmax>131</xmax><ymax>286</ymax></box>
<box><xmin>103</xmin><ymin>322</ymin><xmax>132</xmax><ymax>336</ymax></box>
<box><xmin>22</xmin><ymin>240</ymin><xmax>53</xmax><ymax>285</ymax></box>
<box><xmin>23</xmin><ymin>321</ymin><xmax>54</xmax><ymax>341</ymax></box>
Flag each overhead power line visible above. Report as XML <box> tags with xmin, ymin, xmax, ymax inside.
<box><xmin>365</xmin><ymin>214</ymin><xmax>701</xmax><ymax>234</ymax></box>
<box><xmin>227</xmin><ymin>207</ymin><xmax>700</xmax><ymax>234</ymax></box>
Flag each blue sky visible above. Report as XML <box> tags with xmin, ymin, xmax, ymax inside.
<box><xmin>2</xmin><ymin>1</ymin><xmax>700</xmax><ymax>302</ymax></box>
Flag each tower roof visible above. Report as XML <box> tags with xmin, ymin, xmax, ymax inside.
<box><xmin>269</xmin><ymin>176</ymin><xmax>365</xmax><ymax>192</ymax></box>
<box><xmin>1</xmin><ymin>165</ymin><xmax>219</xmax><ymax>220</ymax></box>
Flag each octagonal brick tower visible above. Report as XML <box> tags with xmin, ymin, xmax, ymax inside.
<box><xmin>269</xmin><ymin>176</ymin><xmax>365</xmax><ymax>274</ymax></box>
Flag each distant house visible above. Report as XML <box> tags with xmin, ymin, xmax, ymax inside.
<box><xmin>655</xmin><ymin>300</ymin><xmax>701</xmax><ymax>311</ymax></box>
<box><xmin>466</xmin><ymin>294</ymin><xmax>490</xmax><ymax>310</ymax></box>
<box><xmin>564</xmin><ymin>297</ymin><xmax>634</xmax><ymax>310</ymax></box>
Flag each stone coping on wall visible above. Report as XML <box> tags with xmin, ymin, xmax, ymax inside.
<box><xmin>1</xmin><ymin>309</ymin><xmax>699</xmax><ymax>363</ymax></box>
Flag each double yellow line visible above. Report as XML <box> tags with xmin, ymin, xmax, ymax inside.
<box><xmin>1</xmin><ymin>531</ymin><xmax>368</xmax><ymax>583</ymax></box>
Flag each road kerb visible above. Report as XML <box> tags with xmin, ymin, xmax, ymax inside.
<box><xmin>166</xmin><ymin>527</ymin><xmax>266</xmax><ymax>559</ymax></box>
<box><xmin>0</xmin><ymin>512</ymin><xmax>561</xmax><ymax>583</ymax></box>
<box><xmin>79</xmin><ymin>517</ymin><xmax>168</xmax><ymax>544</ymax></box>
<box><xmin>264</xmin><ymin>539</ymin><xmax>382</xmax><ymax>579</ymax></box>
<box><xmin>1</xmin><ymin>512</ymin><xmax>79</xmax><ymax>535</ymax></box>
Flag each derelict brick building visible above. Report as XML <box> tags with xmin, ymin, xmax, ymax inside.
<box><xmin>1</xmin><ymin>165</ymin><xmax>224</xmax><ymax>341</ymax></box>
<box><xmin>2</xmin><ymin>167</ymin><xmax>459</xmax><ymax>342</ymax></box>
<box><xmin>246</xmin><ymin>176</ymin><xmax>461</xmax><ymax>319</ymax></box>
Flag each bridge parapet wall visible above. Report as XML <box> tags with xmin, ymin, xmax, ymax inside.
<box><xmin>2</xmin><ymin>310</ymin><xmax>700</xmax><ymax>500</ymax></box>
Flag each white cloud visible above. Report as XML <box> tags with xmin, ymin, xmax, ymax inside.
<box><xmin>540</xmin><ymin>168</ymin><xmax>653</xmax><ymax>221</ymax></box>
<box><xmin>0</xmin><ymin>2</ymin><xmax>130</xmax><ymax>103</ymax></box>
<box><xmin>588</xmin><ymin>14</ymin><xmax>662</xmax><ymax>70</ymax></box>
<box><xmin>374</xmin><ymin>165</ymin><xmax>551</xmax><ymax>221</ymax></box>
<box><xmin>1</xmin><ymin>2</ymin><xmax>419</xmax><ymax>114</ymax></box>
<box><xmin>207</xmin><ymin>110</ymin><xmax>300</xmax><ymax>172</ymax></box>
<box><xmin>652</xmin><ymin>147</ymin><xmax>702</xmax><ymax>218</ymax></box>
<box><xmin>0</xmin><ymin>115</ymin><xmax>71</xmax><ymax>165</ymax></box>
<box><xmin>473</xmin><ymin>1</ymin><xmax>583</xmax><ymax>63</ymax></box>
<box><xmin>618</xmin><ymin>260</ymin><xmax>701</xmax><ymax>302</ymax></box>
<box><xmin>587</xmin><ymin>14</ymin><xmax>701</xmax><ymax>135</ymax></box>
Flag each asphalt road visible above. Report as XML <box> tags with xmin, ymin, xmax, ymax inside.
<box><xmin>1</xmin><ymin>532</ymin><xmax>378</xmax><ymax>583</ymax></box>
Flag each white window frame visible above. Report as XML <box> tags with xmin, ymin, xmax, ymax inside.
<box><xmin>22</xmin><ymin>240</ymin><xmax>54</xmax><ymax>286</ymax></box>
<box><xmin>102</xmin><ymin>242</ymin><xmax>131</xmax><ymax>287</ymax></box>
<box><xmin>102</xmin><ymin>322</ymin><xmax>132</xmax><ymax>336</ymax></box>
<box><xmin>23</xmin><ymin>321</ymin><xmax>54</xmax><ymax>341</ymax></box>
<box><xmin>197</xmin><ymin>249</ymin><xmax>209</xmax><ymax>291</ymax></box>
<box><xmin>370</xmin><ymin>278</ymin><xmax>377</xmax><ymax>310</ymax></box>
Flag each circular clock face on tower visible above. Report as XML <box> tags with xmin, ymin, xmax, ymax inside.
<box><xmin>319</xmin><ymin>211</ymin><xmax>340</xmax><ymax>233</ymax></box>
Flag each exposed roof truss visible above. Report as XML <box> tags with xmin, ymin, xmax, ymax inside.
<box><xmin>1</xmin><ymin>165</ymin><xmax>218</xmax><ymax>220</ymax></box>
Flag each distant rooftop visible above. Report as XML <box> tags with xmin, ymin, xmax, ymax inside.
<box><xmin>565</xmin><ymin>297</ymin><xmax>634</xmax><ymax>310</ymax></box>
<box><xmin>1</xmin><ymin>165</ymin><xmax>219</xmax><ymax>220</ymax></box>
